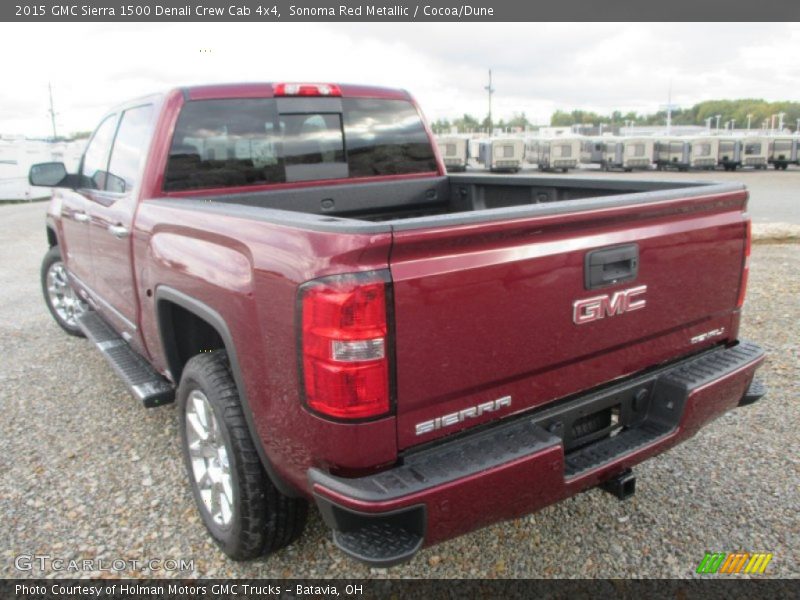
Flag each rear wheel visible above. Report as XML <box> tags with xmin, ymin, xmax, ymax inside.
<box><xmin>41</xmin><ymin>245</ymin><xmax>87</xmax><ymax>337</ymax></box>
<box><xmin>178</xmin><ymin>350</ymin><xmax>308</xmax><ymax>560</ymax></box>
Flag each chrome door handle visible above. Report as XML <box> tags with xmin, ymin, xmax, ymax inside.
<box><xmin>108</xmin><ymin>224</ymin><xmax>129</xmax><ymax>239</ymax></box>
<box><xmin>73</xmin><ymin>212</ymin><xmax>90</xmax><ymax>223</ymax></box>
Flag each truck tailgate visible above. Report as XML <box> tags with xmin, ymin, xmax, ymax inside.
<box><xmin>389</xmin><ymin>188</ymin><xmax>749</xmax><ymax>450</ymax></box>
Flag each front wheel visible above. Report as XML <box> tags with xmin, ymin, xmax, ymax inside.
<box><xmin>41</xmin><ymin>245</ymin><xmax>87</xmax><ymax>336</ymax></box>
<box><xmin>178</xmin><ymin>350</ymin><xmax>308</xmax><ymax>560</ymax></box>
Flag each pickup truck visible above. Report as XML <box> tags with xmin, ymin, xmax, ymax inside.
<box><xmin>31</xmin><ymin>82</ymin><xmax>766</xmax><ymax>567</ymax></box>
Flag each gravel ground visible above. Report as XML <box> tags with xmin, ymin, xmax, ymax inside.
<box><xmin>0</xmin><ymin>202</ymin><xmax>797</xmax><ymax>579</ymax></box>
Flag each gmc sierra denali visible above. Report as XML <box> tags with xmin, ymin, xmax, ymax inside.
<box><xmin>31</xmin><ymin>82</ymin><xmax>766</xmax><ymax>566</ymax></box>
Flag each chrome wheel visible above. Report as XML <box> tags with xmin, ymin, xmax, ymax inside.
<box><xmin>185</xmin><ymin>389</ymin><xmax>234</xmax><ymax>527</ymax></box>
<box><xmin>46</xmin><ymin>261</ymin><xmax>87</xmax><ymax>328</ymax></box>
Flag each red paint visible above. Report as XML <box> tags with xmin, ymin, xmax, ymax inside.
<box><xmin>47</xmin><ymin>81</ymin><xmax>763</xmax><ymax>551</ymax></box>
<box><xmin>314</xmin><ymin>355</ymin><xmax>763</xmax><ymax>547</ymax></box>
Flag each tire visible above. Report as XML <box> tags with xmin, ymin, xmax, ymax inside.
<box><xmin>41</xmin><ymin>245</ymin><xmax>87</xmax><ymax>337</ymax></box>
<box><xmin>178</xmin><ymin>351</ymin><xmax>308</xmax><ymax>560</ymax></box>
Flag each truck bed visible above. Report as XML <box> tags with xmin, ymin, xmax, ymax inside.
<box><xmin>157</xmin><ymin>175</ymin><xmax>743</xmax><ymax>232</ymax></box>
<box><xmin>150</xmin><ymin>174</ymin><xmax>749</xmax><ymax>451</ymax></box>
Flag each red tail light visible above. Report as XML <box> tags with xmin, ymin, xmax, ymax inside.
<box><xmin>274</xmin><ymin>83</ymin><xmax>342</xmax><ymax>97</ymax></box>
<box><xmin>299</xmin><ymin>271</ymin><xmax>392</xmax><ymax>420</ymax></box>
<box><xmin>737</xmin><ymin>219</ymin><xmax>752</xmax><ymax>309</ymax></box>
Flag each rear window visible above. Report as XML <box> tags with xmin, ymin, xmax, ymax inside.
<box><xmin>164</xmin><ymin>97</ymin><xmax>436</xmax><ymax>192</ymax></box>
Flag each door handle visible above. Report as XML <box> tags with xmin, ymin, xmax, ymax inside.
<box><xmin>108</xmin><ymin>224</ymin><xmax>129</xmax><ymax>239</ymax></box>
<box><xmin>585</xmin><ymin>244</ymin><xmax>639</xmax><ymax>289</ymax></box>
<box><xmin>73</xmin><ymin>212</ymin><xmax>90</xmax><ymax>223</ymax></box>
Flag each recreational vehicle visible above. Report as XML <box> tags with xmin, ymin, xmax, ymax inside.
<box><xmin>654</xmin><ymin>138</ymin><xmax>690</xmax><ymax>171</ymax></box>
<box><xmin>740</xmin><ymin>136</ymin><xmax>769</xmax><ymax>169</ymax></box>
<box><xmin>580</xmin><ymin>138</ymin><xmax>605</xmax><ymax>165</ymax></box>
<box><xmin>688</xmin><ymin>137</ymin><xmax>719</xmax><ymax>170</ymax></box>
<box><xmin>478</xmin><ymin>138</ymin><xmax>524</xmax><ymax>172</ymax></box>
<box><xmin>600</xmin><ymin>137</ymin><xmax>653</xmax><ymax>171</ymax></box>
<box><xmin>436</xmin><ymin>136</ymin><xmax>469</xmax><ymax>171</ymax></box>
<box><xmin>768</xmin><ymin>137</ymin><xmax>798</xmax><ymax>170</ymax></box>
<box><xmin>468</xmin><ymin>138</ymin><xmax>483</xmax><ymax>165</ymax></box>
<box><xmin>718</xmin><ymin>138</ymin><xmax>741</xmax><ymax>171</ymax></box>
<box><xmin>527</xmin><ymin>137</ymin><xmax>581</xmax><ymax>171</ymax></box>
<box><xmin>621</xmin><ymin>137</ymin><xmax>654</xmax><ymax>170</ymax></box>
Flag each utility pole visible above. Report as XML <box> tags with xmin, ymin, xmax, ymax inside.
<box><xmin>48</xmin><ymin>82</ymin><xmax>58</xmax><ymax>140</ymax></box>
<box><xmin>746</xmin><ymin>114</ymin><xmax>752</xmax><ymax>131</ymax></box>
<box><xmin>484</xmin><ymin>69</ymin><xmax>495</xmax><ymax>133</ymax></box>
<box><xmin>778</xmin><ymin>112</ymin><xmax>785</xmax><ymax>131</ymax></box>
<box><xmin>705</xmin><ymin>116</ymin><xmax>712</xmax><ymax>132</ymax></box>
<box><xmin>659</xmin><ymin>80</ymin><xmax>678</xmax><ymax>136</ymax></box>
<box><xmin>715</xmin><ymin>114</ymin><xmax>721</xmax><ymax>131</ymax></box>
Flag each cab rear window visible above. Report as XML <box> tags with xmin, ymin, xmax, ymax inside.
<box><xmin>164</xmin><ymin>97</ymin><xmax>437</xmax><ymax>192</ymax></box>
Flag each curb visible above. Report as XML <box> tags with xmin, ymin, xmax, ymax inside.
<box><xmin>752</xmin><ymin>223</ymin><xmax>800</xmax><ymax>244</ymax></box>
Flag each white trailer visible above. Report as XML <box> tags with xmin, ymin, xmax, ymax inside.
<box><xmin>478</xmin><ymin>138</ymin><xmax>524</xmax><ymax>172</ymax></box>
<box><xmin>621</xmin><ymin>137</ymin><xmax>654</xmax><ymax>170</ymax></box>
<box><xmin>654</xmin><ymin>138</ymin><xmax>691</xmax><ymax>171</ymax></box>
<box><xmin>527</xmin><ymin>137</ymin><xmax>581</xmax><ymax>172</ymax></box>
<box><xmin>740</xmin><ymin>136</ymin><xmax>769</xmax><ymax>169</ymax></box>
<box><xmin>768</xmin><ymin>137</ymin><xmax>798</xmax><ymax>170</ymax></box>
<box><xmin>717</xmin><ymin>138</ymin><xmax>741</xmax><ymax>171</ymax></box>
<box><xmin>436</xmin><ymin>136</ymin><xmax>469</xmax><ymax>171</ymax></box>
<box><xmin>580</xmin><ymin>138</ymin><xmax>605</xmax><ymax>165</ymax></box>
<box><xmin>687</xmin><ymin>137</ymin><xmax>720</xmax><ymax>170</ymax></box>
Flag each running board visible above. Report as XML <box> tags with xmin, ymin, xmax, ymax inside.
<box><xmin>78</xmin><ymin>312</ymin><xmax>175</xmax><ymax>408</ymax></box>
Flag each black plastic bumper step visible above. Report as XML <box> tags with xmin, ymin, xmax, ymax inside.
<box><xmin>565</xmin><ymin>421</ymin><xmax>671</xmax><ymax>477</ymax></box>
<box><xmin>78</xmin><ymin>312</ymin><xmax>174</xmax><ymax>408</ymax></box>
<box><xmin>333</xmin><ymin>522</ymin><xmax>423</xmax><ymax>568</ymax></box>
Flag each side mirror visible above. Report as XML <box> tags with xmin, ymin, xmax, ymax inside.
<box><xmin>29</xmin><ymin>162</ymin><xmax>69</xmax><ymax>187</ymax></box>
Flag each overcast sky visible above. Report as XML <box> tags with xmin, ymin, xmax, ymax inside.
<box><xmin>1</xmin><ymin>22</ymin><xmax>798</xmax><ymax>136</ymax></box>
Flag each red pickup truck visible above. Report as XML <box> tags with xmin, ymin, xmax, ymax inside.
<box><xmin>31</xmin><ymin>82</ymin><xmax>766</xmax><ymax>566</ymax></box>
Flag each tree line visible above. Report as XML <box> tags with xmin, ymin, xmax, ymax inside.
<box><xmin>431</xmin><ymin>99</ymin><xmax>800</xmax><ymax>133</ymax></box>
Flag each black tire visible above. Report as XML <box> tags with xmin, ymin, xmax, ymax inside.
<box><xmin>41</xmin><ymin>245</ymin><xmax>86</xmax><ymax>337</ymax></box>
<box><xmin>178</xmin><ymin>351</ymin><xmax>307</xmax><ymax>560</ymax></box>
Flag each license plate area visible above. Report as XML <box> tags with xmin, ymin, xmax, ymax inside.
<box><xmin>532</xmin><ymin>380</ymin><xmax>656</xmax><ymax>452</ymax></box>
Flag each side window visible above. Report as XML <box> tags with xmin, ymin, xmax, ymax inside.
<box><xmin>106</xmin><ymin>104</ymin><xmax>155</xmax><ymax>194</ymax></box>
<box><xmin>81</xmin><ymin>115</ymin><xmax>118</xmax><ymax>190</ymax></box>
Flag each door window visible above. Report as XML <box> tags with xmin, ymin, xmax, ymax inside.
<box><xmin>81</xmin><ymin>115</ymin><xmax>118</xmax><ymax>190</ymax></box>
<box><xmin>106</xmin><ymin>104</ymin><xmax>155</xmax><ymax>194</ymax></box>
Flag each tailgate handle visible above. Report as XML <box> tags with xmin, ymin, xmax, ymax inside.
<box><xmin>585</xmin><ymin>244</ymin><xmax>639</xmax><ymax>289</ymax></box>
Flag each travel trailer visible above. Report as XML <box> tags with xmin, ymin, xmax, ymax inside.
<box><xmin>478</xmin><ymin>138</ymin><xmax>525</xmax><ymax>172</ymax></box>
<box><xmin>654</xmin><ymin>138</ymin><xmax>691</xmax><ymax>171</ymax></box>
<box><xmin>621</xmin><ymin>137</ymin><xmax>654</xmax><ymax>170</ymax></box>
<box><xmin>717</xmin><ymin>138</ymin><xmax>741</xmax><ymax>171</ymax></box>
<box><xmin>768</xmin><ymin>137</ymin><xmax>798</xmax><ymax>170</ymax></box>
<box><xmin>468</xmin><ymin>138</ymin><xmax>483</xmax><ymax>165</ymax></box>
<box><xmin>688</xmin><ymin>137</ymin><xmax>720</xmax><ymax>170</ymax></box>
<box><xmin>436</xmin><ymin>136</ymin><xmax>469</xmax><ymax>171</ymax></box>
<box><xmin>600</xmin><ymin>137</ymin><xmax>653</xmax><ymax>171</ymax></box>
<box><xmin>740</xmin><ymin>136</ymin><xmax>769</xmax><ymax>169</ymax></box>
<box><xmin>580</xmin><ymin>138</ymin><xmax>605</xmax><ymax>165</ymax></box>
<box><xmin>526</xmin><ymin>137</ymin><xmax>581</xmax><ymax>171</ymax></box>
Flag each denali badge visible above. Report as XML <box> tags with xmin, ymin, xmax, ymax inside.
<box><xmin>573</xmin><ymin>285</ymin><xmax>647</xmax><ymax>325</ymax></box>
<box><xmin>415</xmin><ymin>396</ymin><xmax>512</xmax><ymax>436</ymax></box>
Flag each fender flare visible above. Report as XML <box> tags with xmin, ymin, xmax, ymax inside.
<box><xmin>155</xmin><ymin>285</ymin><xmax>301</xmax><ymax>498</ymax></box>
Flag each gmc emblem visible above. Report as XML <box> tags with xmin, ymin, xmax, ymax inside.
<box><xmin>572</xmin><ymin>285</ymin><xmax>647</xmax><ymax>325</ymax></box>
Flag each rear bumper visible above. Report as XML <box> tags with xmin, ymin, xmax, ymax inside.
<box><xmin>310</xmin><ymin>341</ymin><xmax>765</xmax><ymax>566</ymax></box>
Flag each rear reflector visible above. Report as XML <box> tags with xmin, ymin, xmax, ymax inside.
<box><xmin>737</xmin><ymin>219</ymin><xmax>751</xmax><ymax>309</ymax></box>
<box><xmin>274</xmin><ymin>83</ymin><xmax>342</xmax><ymax>97</ymax></box>
<box><xmin>299</xmin><ymin>271</ymin><xmax>392</xmax><ymax>420</ymax></box>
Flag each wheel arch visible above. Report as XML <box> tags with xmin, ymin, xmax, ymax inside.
<box><xmin>155</xmin><ymin>285</ymin><xmax>300</xmax><ymax>497</ymax></box>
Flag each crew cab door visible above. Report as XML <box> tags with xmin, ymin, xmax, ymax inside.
<box><xmin>59</xmin><ymin>113</ymin><xmax>119</xmax><ymax>287</ymax></box>
<box><xmin>85</xmin><ymin>103</ymin><xmax>155</xmax><ymax>344</ymax></box>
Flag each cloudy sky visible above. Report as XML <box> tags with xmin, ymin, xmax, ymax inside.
<box><xmin>1</xmin><ymin>22</ymin><xmax>798</xmax><ymax>136</ymax></box>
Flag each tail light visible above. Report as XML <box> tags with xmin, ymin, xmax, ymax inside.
<box><xmin>737</xmin><ymin>219</ymin><xmax>752</xmax><ymax>309</ymax></box>
<box><xmin>274</xmin><ymin>83</ymin><xmax>342</xmax><ymax>97</ymax></box>
<box><xmin>299</xmin><ymin>271</ymin><xmax>392</xmax><ymax>420</ymax></box>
